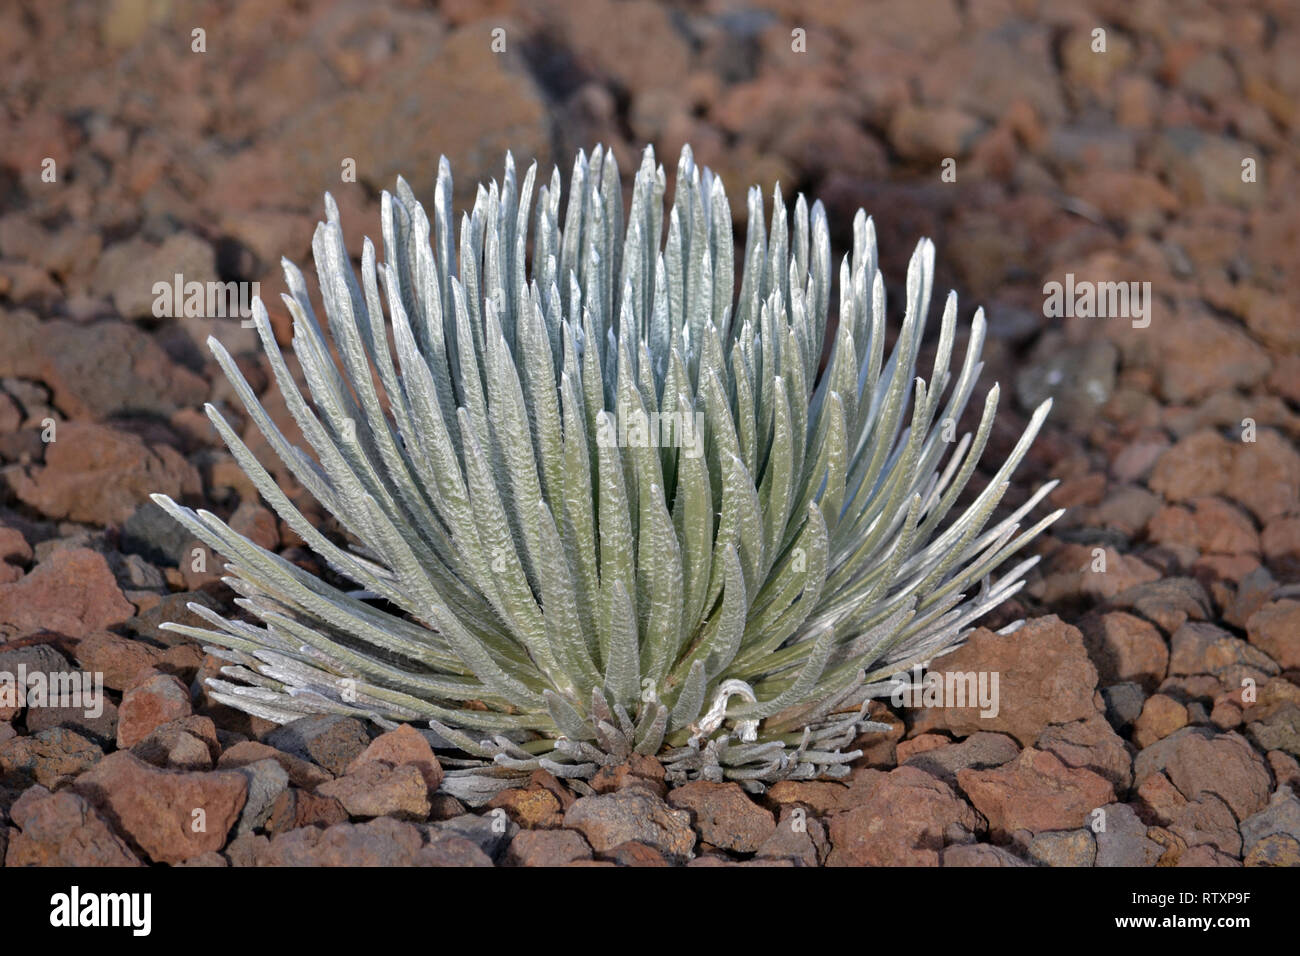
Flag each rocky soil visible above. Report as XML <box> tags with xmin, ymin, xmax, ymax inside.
<box><xmin>1</xmin><ymin>0</ymin><xmax>1298</xmax><ymax>866</ymax></box>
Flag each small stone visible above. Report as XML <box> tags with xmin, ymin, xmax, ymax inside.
<box><xmin>1016</xmin><ymin>337</ymin><xmax>1117</xmax><ymax>428</ymax></box>
<box><xmin>264</xmin><ymin>788</ymin><xmax>348</xmax><ymax>835</ymax></box>
<box><xmin>958</xmin><ymin>749</ymin><xmax>1116</xmax><ymax>839</ymax></box>
<box><xmin>231</xmin><ymin>757</ymin><xmax>290</xmax><ymax>835</ymax></box>
<box><xmin>1079</xmin><ymin>611</ymin><xmax>1169</xmax><ymax>690</ymax></box>
<box><xmin>895</xmin><ymin>733</ymin><xmax>952</xmax><ymax>762</ymax></box>
<box><xmin>258</xmin><ymin>816</ymin><xmax>490</xmax><ymax>866</ymax></box>
<box><xmin>564</xmin><ymin>791</ymin><xmax>695</xmax><ymax>861</ymax></box>
<box><xmin>525</xmin><ymin>770</ymin><xmax>577</xmax><ymax>812</ymax></box>
<box><xmin>1137</xmin><ymin>771</ymin><xmax>1242</xmax><ymax>856</ymax></box>
<box><xmin>1133</xmin><ymin>695</ymin><xmax>1191</xmax><ymax>749</ymax></box>
<box><xmin>264</xmin><ymin>715</ymin><xmax>370</xmax><ymax>776</ymax></box>
<box><xmin>1171</xmin><ymin>844</ymin><xmax>1242</xmax><ymax>866</ymax></box>
<box><xmin>1147</xmin><ymin>498</ymin><xmax>1260</xmax><ymax>557</ymax></box>
<box><xmin>1226</xmin><ymin>429</ymin><xmax>1300</xmax><ymax>524</ymax></box>
<box><xmin>316</xmin><ymin>762</ymin><xmax>431</xmax><ymax>821</ymax></box>
<box><xmin>1096</xmin><ymin>486</ymin><xmax>1162</xmax><ymax>536</ymax></box>
<box><xmin>1246</xmin><ymin>701</ymin><xmax>1300</xmax><ymax>757</ymax></box>
<box><xmin>1265</xmin><ymin>750</ymin><xmax>1300</xmax><ymax>793</ymax></box>
<box><xmin>588</xmin><ymin>752</ymin><xmax>667</xmax><ymax>798</ymax></box>
<box><xmin>1094</xmin><ymin>802</ymin><xmax>1163</xmax><ymax>867</ymax></box>
<box><xmin>887</xmin><ymin>104</ymin><xmax>984</xmax><ymax>161</ymax></box>
<box><xmin>1246</xmin><ymin>600</ymin><xmax>1300</xmax><ymax>672</ymax></box>
<box><xmin>1168</xmin><ymin>621</ymin><xmax>1279</xmax><ymax>685</ymax></box>
<box><xmin>1038</xmin><ymin>715</ymin><xmax>1134</xmax><ymax>793</ymax></box>
<box><xmin>755</xmin><ymin>806</ymin><xmax>829</xmax><ymax>867</ymax></box>
<box><xmin>1037</xmin><ymin>544</ymin><xmax>1161</xmax><ymax>604</ymax></box>
<box><xmin>1109</xmin><ymin>577</ymin><xmax>1211</xmax><ymax>635</ymax></box>
<box><xmin>940</xmin><ymin>843</ymin><xmax>1030</xmax><ymax>866</ymax></box>
<box><xmin>117</xmin><ymin>673</ymin><xmax>192</xmax><ymax>748</ymax></box>
<box><xmin>0</xmin><ymin>547</ymin><xmax>133</xmax><ymax>640</ymax></box>
<box><xmin>826</xmin><ymin>766</ymin><xmax>981</xmax><ymax>866</ymax></box>
<box><xmin>1226</xmin><ymin>566</ymin><xmax>1281</xmax><ymax>630</ymax></box>
<box><xmin>1211</xmin><ymin>698</ymin><xmax>1244</xmax><ymax>730</ymax></box>
<box><xmin>73</xmin><ymin>630</ymin><xmax>163</xmax><ymax>691</ymax></box>
<box><xmin>765</xmin><ymin>779</ymin><xmax>854</xmax><ymax>817</ymax></box>
<box><xmin>229</xmin><ymin>501</ymin><xmax>279</xmax><ymax>551</ymax></box>
<box><xmin>1101</xmin><ymin>682</ymin><xmax>1147</xmax><ymax>732</ymax></box>
<box><xmin>596</xmin><ymin>840</ymin><xmax>670</xmax><ymax>866</ymax></box>
<box><xmin>23</xmin><ymin>691</ymin><xmax>119</xmax><ymax>748</ymax></box>
<box><xmin>5</xmin><ymin>786</ymin><xmax>141</xmax><ymax>866</ymax></box>
<box><xmin>505</xmin><ymin>829</ymin><xmax>593</xmax><ymax>866</ymax></box>
<box><xmin>0</xmin><ymin>312</ymin><xmax>207</xmax><ymax>422</ymax></box>
<box><xmin>130</xmin><ymin>715</ymin><xmax>221</xmax><ymax>771</ymax></box>
<box><xmin>94</xmin><ymin>232</ymin><xmax>218</xmax><ymax>320</ymax></box>
<box><xmin>120</xmin><ymin>500</ymin><xmax>199</xmax><ymax>567</ymax></box>
<box><xmin>428</xmin><ymin>793</ymin><xmax>468</xmax><ymax>821</ymax></box>
<box><xmin>1238</xmin><ymin>789</ymin><xmax>1300</xmax><ymax>856</ymax></box>
<box><xmin>1244</xmin><ymin>833</ymin><xmax>1300</xmax><ymax>866</ymax></box>
<box><xmin>0</xmin><ymin>727</ymin><xmax>102</xmax><ymax>788</ymax></box>
<box><xmin>73</xmin><ymin>752</ymin><xmax>247</xmax><ymax>864</ymax></box>
<box><xmin>218</xmin><ymin>739</ymin><xmax>333</xmax><ymax>788</ymax></box>
<box><xmin>1133</xmin><ymin>727</ymin><xmax>1271</xmax><ymax>820</ymax></box>
<box><xmin>345</xmin><ymin>723</ymin><xmax>443</xmax><ymax>793</ymax></box>
<box><xmin>907</xmin><ymin>616</ymin><xmax>1100</xmax><ymax>746</ymax></box>
<box><xmin>0</xmin><ymin>645</ymin><xmax>69</xmax><ymax>714</ymax></box>
<box><xmin>1262</xmin><ymin>518</ymin><xmax>1300</xmax><ymax>582</ymax></box>
<box><xmin>421</xmin><ymin>830</ymin><xmax>498</xmax><ymax>866</ymax></box>
<box><xmin>9</xmin><ymin>421</ymin><xmax>200</xmax><ymax>526</ymax></box>
<box><xmin>904</xmin><ymin>731</ymin><xmax>1021</xmax><ymax>787</ymax></box>
<box><xmin>434</xmin><ymin>812</ymin><xmax>517</xmax><ymax>863</ymax></box>
<box><xmin>126</xmin><ymin>590</ymin><xmax>226</xmax><ymax>648</ymax></box>
<box><xmin>666</xmin><ymin>782</ymin><xmax>776</xmax><ymax>853</ymax></box>
<box><xmin>486</xmin><ymin>787</ymin><xmax>563</xmax><ymax>829</ymax></box>
<box><xmin>1027</xmin><ymin>828</ymin><xmax>1096</xmax><ymax>866</ymax></box>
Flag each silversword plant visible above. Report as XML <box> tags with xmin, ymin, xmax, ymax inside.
<box><xmin>153</xmin><ymin>144</ymin><xmax>1060</xmax><ymax>801</ymax></box>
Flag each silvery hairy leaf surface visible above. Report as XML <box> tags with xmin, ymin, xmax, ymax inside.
<box><xmin>152</xmin><ymin>143</ymin><xmax>1060</xmax><ymax>800</ymax></box>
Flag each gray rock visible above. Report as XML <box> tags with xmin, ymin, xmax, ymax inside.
<box><xmin>1101</xmin><ymin>682</ymin><xmax>1147</xmax><ymax>732</ymax></box>
<box><xmin>1238</xmin><ymin>789</ymin><xmax>1300</xmax><ymax>856</ymax></box>
<box><xmin>1016</xmin><ymin>335</ymin><xmax>1117</xmax><ymax>427</ymax></box>
<box><xmin>264</xmin><ymin>715</ymin><xmax>370</xmax><ymax>776</ymax></box>
<box><xmin>106</xmin><ymin>551</ymin><xmax>167</xmax><ymax>591</ymax></box>
<box><xmin>256</xmin><ymin>816</ymin><xmax>491</xmax><ymax>866</ymax></box>
<box><xmin>905</xmin><ymin>731</ymin><xmax>1021</xmax><ymax>787</ymax></box>
<box><xmin>754</xmin><ymin>807</ymin><xmax>829</xmax><ymax>866</ymax></box>
<box><xmin>93</xmin><ymin>233</ymin><xmax>218</xmax><ymax>321</ymax></box>
<box><xmin>1095</xmin><ymin>802</ymin><xmax>1163</xmax><ymax>867</ymax></box>
<box><xmin>1247</xmin><ymin>702</ymin><xmax>1300</xmax><ymax>757</ymax></box>
<box><xmin>432</xmin><ymin>812</ymin><xmax>517</xmax><ymax>863</ymax></box>
<box><xmin>940</xmin><ymin>843</ymin><xmax>1030</xmax><ymax>866</ymax></box>
<box><xmin>0</xmin><ymin>643</ymin><xmax>71</xmax><ymax>679</ymax></box>
<box><xmin>232</xmin><ymin>757</ymin><xmax>290</xmax><ymax>835</ymax></box>
<box><xmin>25</xmin><ymin>693</ymin><xmax>119</xmax><ymax>749</ymax></box>
<box><xmin>121</xmin><ymin>500</ymin><xmax>197</xmax><ymax>567</ymax></box>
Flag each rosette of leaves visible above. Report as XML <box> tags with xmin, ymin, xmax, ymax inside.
<box><xmin>153</xmin><ymin>144</ymin><xmax>1060</xmax><ymax>801</ymax></box>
